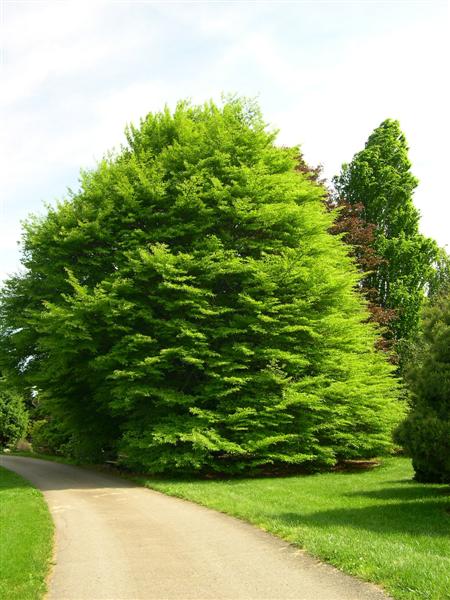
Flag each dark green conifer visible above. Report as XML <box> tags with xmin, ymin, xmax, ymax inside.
<box><xmin>396</xmin><ymin>293</ymin><xmax>450</xmax><ymax>483</ymax></box>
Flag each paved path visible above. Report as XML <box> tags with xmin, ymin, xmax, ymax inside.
<box><xmin>0</xmin><ymin>455</ymin><xmax>390</xmax><ymax>600</ymax></box>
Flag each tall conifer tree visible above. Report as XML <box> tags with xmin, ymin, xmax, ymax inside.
<box><xmin>333</xmin><ymin>120</ymin><xmax>438</xmax><ymax>345</ymax></box>
<box><xmin>0</xmin><ymin>99</ymin><xmax>402</xmax><ymax>473</ymax></box>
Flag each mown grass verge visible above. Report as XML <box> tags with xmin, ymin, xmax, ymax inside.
<box><xmin>142</xmin><ymin>458</ymin><xmax>450</xmax><ymax>600</ymax></box>
<box><xmin>0</xmin><ymin>466</ymin><xmax>53</xmax><ymax>600</ymax></box>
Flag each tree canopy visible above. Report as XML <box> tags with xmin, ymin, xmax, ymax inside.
<box><xmin>0</xmin><ymin>99</ymin><xmax>402</xmax><ymax>474</ymax></box>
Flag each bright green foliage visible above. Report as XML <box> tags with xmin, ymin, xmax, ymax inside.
<box><xmin>333</xmin><ymin>119</ymin><xmax>438</xmax><ymax>343</ymax></box>
<box><xmin>428</xmin><ymin>247</ymin><xmax>450</xmax><ymax>299</ymax></box>
<box><xmin>0</xmin><ymin>379</ymin><xmax>28</xmax><ymax>449</ymax></box>
<box><xmin>396</xmin><ymin>293</ymin><xmax>450</xmax><ymax>483</ymax></box>
<box><xmin>0</xmin><ymin>99</ymin><xmax>402</xmax><ymax>474</ymax></box>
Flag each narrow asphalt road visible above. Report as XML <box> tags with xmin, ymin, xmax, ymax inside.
<box><xmin>0</xmin><ymin>455</ymin><xmax>390</xmax><ymax>600</ymax></box>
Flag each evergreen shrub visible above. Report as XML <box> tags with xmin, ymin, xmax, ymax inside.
<box><xmin>396</xmin><ymin>293</ymin><xmax>450</xmax><ymax>483</ymax></box>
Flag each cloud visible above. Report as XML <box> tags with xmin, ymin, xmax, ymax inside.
<box><xmin>1</xmin><ymin>1</ymin><xmax>449</xmax><ymax>284</ymax></box>
<box><xmin>2</xmin><ymin>2</ymin><xmax>106</xmax><ymax>105</ymax></box>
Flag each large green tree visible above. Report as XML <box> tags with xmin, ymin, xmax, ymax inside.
<box><xmin>0</xmin><ymin>99</ymin><xmax>402</xmax><ymax>474</ymax></box>
<box><xmin>333</xmin><ymin>119</ymin><xmax>438</xmax><ymax>345</ymax></box>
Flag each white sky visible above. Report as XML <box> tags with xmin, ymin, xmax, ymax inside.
<box><xmin>1</xmin><ymin>0</ymin><xmax>449</xmax><ymax>284</ymax></box>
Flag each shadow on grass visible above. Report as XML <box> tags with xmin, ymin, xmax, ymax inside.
<box><xmin>0</xmin><ymin>465</ymin><xmax>34</xmax><ymax>492</ymax></box>
<box><xmin>278</xmin><ymin>498</ymin><xmax>450</xmax><ymax>538</ymax></box>
<box><xmin>344</xmin><ymin>483</ymin><xmax>450</xmax><ymax>502</ymax></box>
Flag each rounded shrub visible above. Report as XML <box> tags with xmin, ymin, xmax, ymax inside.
<box><xmin>29</xmin><ymin>419</ymin><xmax>67</xmax><ymax>455</ymax></box>
<box><xmin>0</xmin><ymin>381</ymin><xmax>28</xmax><ymax>449</ymax></box>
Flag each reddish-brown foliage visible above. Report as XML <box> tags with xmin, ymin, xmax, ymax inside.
<box><xmin>326</xmin><ymin>200</ymin><xmax>397</xmax><ymax>353</ymax></box>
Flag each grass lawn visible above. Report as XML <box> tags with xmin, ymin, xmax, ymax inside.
<box><xmin>0</xmin><ymin>466</ymin><xmax>53</xmax><ymax>600</ymax></box>
<box><xmin>143</xmin><ymin>458</ymin><xmax>450</xmax><ymax>600</ymax></box>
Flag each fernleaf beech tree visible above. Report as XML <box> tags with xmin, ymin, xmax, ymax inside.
<box><xmin>0</xmin><ymin>99</ymin><xmax>402</xmax><ymax>473</ymax></box>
